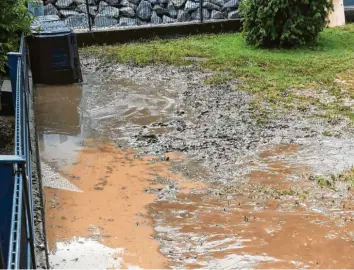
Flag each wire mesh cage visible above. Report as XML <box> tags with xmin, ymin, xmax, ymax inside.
<box><xmin>42</xmin><ymin>0</ymin><xmax>240</xmax><ymax>30</ymax></box>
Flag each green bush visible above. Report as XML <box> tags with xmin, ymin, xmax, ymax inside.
<box><xmin>239</xmin><ymin>0</ymin><xmax>334</xmax><ymax>48</ymax></box>
<box><xmin>0</xmin><ymin>0</ymin><xmax>31</xmax><ymax>73</ymax></box>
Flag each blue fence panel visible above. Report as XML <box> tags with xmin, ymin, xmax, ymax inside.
<box><xmin>0</xmin><ymin>164</ymin><xmax>14</xmax><ymax>268</ymax></box>
<box><xmin>0</xmin><ymin>34</ymin><xmax>36</xmax><ymax>269</ymax></box>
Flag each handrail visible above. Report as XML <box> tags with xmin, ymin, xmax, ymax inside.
<box><xmin>0</xmin><ymin>33</ymin><xmax>36</xmax><ymax>269</ymax></box>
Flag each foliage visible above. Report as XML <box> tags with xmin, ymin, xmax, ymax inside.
<box><xmin>238</xmin><ymin>0</ymin><xmax>334</xmax><ymax>48</ymax></box>
<box><xmin>0</xmin><ymin>0</ymin><xmax>31</xmax><ymax>73</ymax></box>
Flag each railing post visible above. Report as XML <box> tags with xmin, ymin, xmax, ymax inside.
<box><xmin>85</xmin><ymin>0</ymin><xmax>92</xmax><ymax>31</ymax></box>
<box><xmin>7</xmin><ymin>53</ymin><xmax>21</xmax><ymax>108</ymax></box>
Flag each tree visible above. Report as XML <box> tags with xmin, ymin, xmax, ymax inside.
<box><xmin>0</xmin><ymin>0</ymin><xmax>31</xmax><ymax>73</ymax></box>
<box><xmin>239</xmin><ymin>0</ymin><xmax>334</xmax><ymax>48</ymax></box>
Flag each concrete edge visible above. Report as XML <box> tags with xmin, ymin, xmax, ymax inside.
<box><xmin>76</xmin><ymin>19</ymin><xmax>242</xmax><ymax>47</ymax></box>
<box><xmin>29</xmin><ymin>77</ymin><xmax>50</xmax><ymax>269</ymax></box>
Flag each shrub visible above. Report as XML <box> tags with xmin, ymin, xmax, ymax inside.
<box><xmin>0</xmin><ymin>0</ymin><xmax>31</xmax><ymax>73</ymax></box>
<box><xmin>239</xmin><ymin>0</ymin><xmax>334</xmax><ymax>48</ymax></box>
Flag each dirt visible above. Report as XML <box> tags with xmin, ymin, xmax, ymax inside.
<box><xmin>36</xmin><ymin>56</ymin><xmax>354</xmax><ymax>269</ymax></box>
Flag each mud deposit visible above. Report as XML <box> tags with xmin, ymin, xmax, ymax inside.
<box><xmin>35</xmin><ymin>57</ymin><xmax>354</xmax><ymax>268</ymax></box>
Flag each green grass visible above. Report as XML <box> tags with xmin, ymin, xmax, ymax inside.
<box><xmin>83</xmin><ymin>24</ymin><xmax>354</xmax><ymax>119</ymax></box>
<box><xmin>314</xmin><ymin>167</ymin><xmax>354</xmax><ymax>190</ymax></box>
<box><xmin>336</xmin><ymin>167</ymin><xmax>354</xmax><ymax>187</ymax></box>
<box><xmin>322</xmin><ymin>130</ymin><xmax>333</xmax><ymax>137</ymax></box>
<box><xmin>316</xmin><ymin>176</ymin><xmax>334</xmax><ymax>189</ymax></box>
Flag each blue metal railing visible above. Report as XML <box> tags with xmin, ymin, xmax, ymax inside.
<box><xmin>0</xmin><ymin>34</ymin><xmax>36</xmax><ymax>269</ymax></box>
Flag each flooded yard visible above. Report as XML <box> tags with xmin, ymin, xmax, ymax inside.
<box><xmin>35</xmin><ymin>57</ymin><xmax>354</xmax><ymax>269</ymax></box>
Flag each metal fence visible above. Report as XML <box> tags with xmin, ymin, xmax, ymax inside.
<box><xmin>0</xmin><ymin>34</ymin><xmax>36</xmax><ymax>269</ymax></box>
<box><xmin>43</xmin><ymin>0</ymin><xmax>240</xmax><ymax>30</ymax></box>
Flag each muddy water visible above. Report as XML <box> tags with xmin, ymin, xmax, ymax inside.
<box><xmin>36</xmin><ymin>71</ymin><xmax>354</xmax><ymax>269</ymax></box>
<box><xmin>149</xmin><ymin>143</ymin><xmax>354</xmax><ymax>268</ymax></box>
<box><xmin>35</xmin><ymin>81</ymin><xmax>203</xmax><ymax>268</ymax></box>
<box><xmin>151</xmin><ymin>193</ymin><xmax>354</xmax><ymax>268</ymax></box>
<box><xmin>45</xmin><ymin>143</ymin><xmax>176</xmax><ymax>268</ymax></box>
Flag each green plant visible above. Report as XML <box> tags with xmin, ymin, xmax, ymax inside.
<box><xmin>322</xmin><ymin>130</ymin><xmax>333</xmax><ymax>137</ymax></box>
<box><xmin>239</xmin><ymin>0</ymin><xmax>334</xmax><ymax>48</ymax></box>
<box><xmin>0</xmin><ymin>0</ymin><xmax>31</xmax><ymax>73</ymax></box>
<box><xmin>316</xmin><ymin>176</ymin><xmax>333</xmax><ymax>188</ymax></box>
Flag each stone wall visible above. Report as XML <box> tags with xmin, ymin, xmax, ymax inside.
<box><xmin>43</xmin><ymin>0</ymin><xmax>240</xmax><ymax>28</ymax></box>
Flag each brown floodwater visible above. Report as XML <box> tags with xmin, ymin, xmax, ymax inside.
<box><xmin>150</xmin><ymin>191</ymin><xmax>354</xmax><ymax>268</ymax></box>
<box><xmin>36</xmin><ymin>78</ymin><xmax>354</xmax><ymax>269</ymax></box>
<box><xmin>44</xmin><ymin>143</ymin><xmax>201</xmax><ymax>268</ymax></box>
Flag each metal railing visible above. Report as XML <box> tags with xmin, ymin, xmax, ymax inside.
<box><xmin>42</xmin><ymin>0</ymin><xmax>240</xmax><ymax>31</ymax></box>
<box><xmin>0</xmin><ymin>34</ymin><xmax>36</xmax><ymax>269</ymax></box>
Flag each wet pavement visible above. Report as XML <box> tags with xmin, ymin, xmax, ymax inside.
<box><xmin>35</xmin><ymin>60</ymin><xmax>354</xmax><ymax>269</ymax></box>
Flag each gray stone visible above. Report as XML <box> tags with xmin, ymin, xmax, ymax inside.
<box><xmin>159</xmin><ymin>0</ymin><xmax>168</xmax><ymax>4</ymax></box>
<box><xmin>99</xmin><ymin>6</ymin><xmax>120</xmax><ymax>18</ymax></box>
<box><xmin>167</xmin><ymin>2</ymin><xmax>177</xmax><ymax>18</ymax></box>
<box><xmin>94</xmin><ymin>14</ymin><xmax>118</xmax><ymax>26</ymax></box>
<box><xmin>151</xmin><ymin>11</ymin><xmax>162</xmax><ymax>23</ymax></box>
<box><xmin>44</xmin><ymin>3</ymin><xmax>59</xmax><ymax>15</ymax></box>
<box><xmin>177</xmin><ymin>10</ymin><xmax>190</xmax><ymax>21</ymax></box>
<box><xmin>136</xmin><ymin>1</ymin><xmax>152</xmax><ymax>20</ymax></box>
<box><xmin>45</xmin><ymin>0</ymin><xmax>57</xmax><ymax>5</ymax></box>
<box><xmin>221</xmin><ymin>0</ymin><xmax>238</xmax><ymax>11</ymax></box>
<box><xmin>208</xmin><ymin>0</ymin><xmax>223</xmax><ymax>7</ymax></box>
<box><xmin>184</xmin><ymin>1</ymin><xmax>199</xmax><ymax>13</ymax></box>
<box><xmin>162</xmin><ymin>15</ymin><xmax>176</xmax><ymax>23</ymax></box>
<box><xmin>192</xmin><ymin>8</ymin><xmax>210</xmax><ymax>20</ymax></box>
<box><xmin>129</xmin><ymin>0</ymin><xmax>141</xmax><ymax>5</ymax></box>
<box><xmin>60</xmin><ymin>9</ymin><xmax>80</xmax><ymax>17</ymax></box>
<box><xmin>228</xmin><ymin>10</ymin><xmax>238</xmax><ymax>19</ymax></box>
<box><xmin>74</xmin><ymin>0</ymin><xmax>85</xmax><ymax>5</ymax></box>
<box><xmin>65</xmin><ymin>14</ymin><xmax>89</xmax><ymax>27</ymax></box>
<box><xmin>153</xmin><ymin>5</ymin><xmax>169</xmax><ymax>16</ymax></box>
<box><xmin>99</xmin><ymin>1</ymin><xmax>108</xmax><ymax>7</ymax></box>
<box><xmin>210</xmin><ymin>9</ymin><xmax>225</xmax><ymax>19</ymax></box>
<box><xmin>138</xmin><ymin>19</ymin><xmax>148</xmax><ymax>24</ymax></box>
<box><xmin>171</xmin><ymin>0</ymin><xmax>186</xmax><ymax>8</ymax></box>
<box><xmin>119</xmin><ymin>17</ymin><xmax>140</xmax><ymax>25</ymax></box>
<box><xmin>76</xmin><ymin>4</ymin><xmax>96</xmax><ymax>15</ymax></box>
<box><xmin>105</xmin><ymin>0</ymin><xmax>119</xmax><ymax>4</ymax></box>
<box><xmin>120</xmin><ymin>0</ymin><xmax>137</xmax><ymax>10</ymax></box>
<box><xmin>203</xmin><ymin>2</ymin><xmax>220</xmax><ymax>10</ymax></box>
<box><xmin>56</xmin><ymin>0</ymin><xmax>75</xmax><ymax>9</ymax></box>
<box><xmin>120</xmin><ymin>7</ymin><xmax>135</xmax><ymax>16</ymax></box>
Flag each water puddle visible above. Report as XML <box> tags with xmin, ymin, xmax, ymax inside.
<box><xmin>35</xmin><ymin>79</ymin><xmax>203</xmax><ymax>268</ymax></box>
<box><xmin>49</xmin><ymin>237</ymin><xmax>124</xmax><ymax>269</ymax></box>
<box><xmin>246</xmin><ymin>144</ymin><xmax>309</xmax><ymax>186</ymax></box>
<box><xmin>44</xmin><ymin>143</ymin><xmax>177</xmax><ymax>268</ymax></box>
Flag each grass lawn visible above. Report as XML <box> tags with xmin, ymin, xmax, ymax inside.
<box><xmin>83</xmin><ymin>24</ymin><xmax>354</xmax><ymax>120</ymax></box>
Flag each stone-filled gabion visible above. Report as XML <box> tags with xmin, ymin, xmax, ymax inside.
<box><xmin>43</xmin><ymin>0</ymin><xmax>239</xmax><ymax>28</ymax></box>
